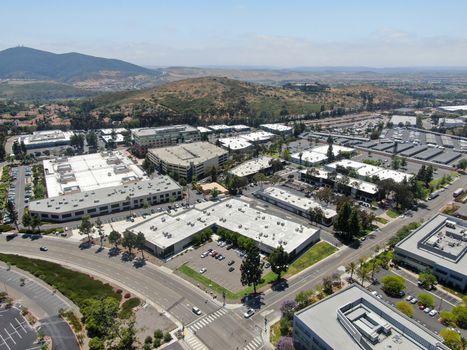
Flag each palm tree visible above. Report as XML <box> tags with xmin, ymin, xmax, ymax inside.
<box><xmin>346</xmin><ymin>262</ymin><xmax>357</xmax><ymax>282</ymax></box>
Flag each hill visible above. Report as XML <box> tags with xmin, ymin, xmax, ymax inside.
<box><xmin>90</xmin><ymin>76</ymin><xmax>406</xmax><ymax>125</ymax></box>
<box><xmin>0</xmin><ymin>80</ymin><xmax>97</xmax><ymax>100</ymax></box>
<box><xmin>0</xmin><ymin>47</ymin><xmax>155</xmax><ymax>82</ymax></box>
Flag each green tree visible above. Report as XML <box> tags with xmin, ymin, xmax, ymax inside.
<box><xmin>418</xmin><ymin>271</ymin><xmax>437</xmax><ymax>289</ymax></box>
<box><xmin>439</xmin><ymin>328</ymin><xmax>463</xmax><ymax>350</ymax></box>
<box><xmin>113</xmin><ymin>319</ymin><xmax>137</xmax><ymax>350</ymax></box>
<box><xmin>381</xmin><ymin>275</ymin><xmax>406</xmax><ymax>297</ymax></box>
<box><xmin>391</xmin><ymin>156</ymin><xmax>401</xmax><ymax>170</ymax></box>
<box><xmin>400</xmin><ymin>157</ymin><xmax>407</xmax><ymax>167</ymax></box>
<box><xmin>282</xmin><ymin>148</ymin><xmax>291</xmax><ymax>161</ymax></box>
<box><xmin>122</xmin><ymin>230</ymin><xmax>137</xmax><ymax>254</ymax></box>
<box><xmin>240</xmin><ymin>246</ymin><xmax>263</xmax><ymax>294</ymax></box>
<box><xmin>315</xmin><ymin>187</ymin><xmax>334</xmax><ymax>204</ymax></box>
<box><xmin>348</xmin><ymin>208</ymin><xmax>361</xmax><ymax>238</ymax></box>
<box><xmin>452</xmin><ymin>305</ymin><xmax>467</xmax><ymax>329</ymax></box>
<box><xmin>268</xmin><ymin>245</ymin><xmax>289</xmax><ymax>281</ymax></box>
<box><xmin>142</xmin><ymin>156</ymin><xmax>155</xmax><ymax>175</ymax></box>
<box><xmin>78</xmin><ymin>215</ymin><xmax>94</xmax><ymax>242</ymax></box>
<box><xmin>108</xmin><ymin>230</ymin><xmax>121</xmax><ymax>249</ymax></box>
<box><xmin>86</xmin><ymin>132</ymin><xmax>98</xmax><ymax>149</ymax></box>
<box><xmin>89</xmin><ymin>337</ymin><xmax>105</xmax><ymax>350</ymax></box>
<box><xmin>5</xmin><ymin>200</ymin><xmax>18</xmax><ymax>230</ymax></box>
<box><xmin>211</xmin><ymin>187</ymin><xmax>220</xmax><ymax>199</ymax></box>
<box><xmin>396</xmin><ymin>301</ymin><xmax>414</xmax><ymax>318</ymax></box>
<box><xmin>418</xmin><ymin>293</ymin><xmax>435</xmax><ymax>308</ymax></box>
<box><xmin>458</xmin><ymin>159</ymin><xmax>467</xmax><ymax>170</ymax></box>
<box><xmin>95</xmin><ymin>218</ymin><xmax>104</xmax><ymax>248</ymax></box>
<box><xmin>440</xmin><ymin>311</ymin><xmax>458</xmax><ymax>326</ymax></box>
<box><xmin>346</xmin><ymin>262</ymin><xmax>357</xmax><ymax>282</ymax></box>
<box><xmin>22</xmin><ymin>209</ymin><xmax>32</xmax><ymax>231</ymax></box>
<box><xmin>135</xmin><ymin>231</ymin><xmax>146</xmax><ymax>259</ymax></box>
<box><xmin>82</xmin><ymin>297</ymin><xmax>119</xmax><ymax>339</ymax></box>
<box><xmin>334</xmin><ymin>201</ymin><xmax>352</xmax><ymax>240</ymax></box>
<box><xmin>31</xmin><ymin>215</ymin><xmax>41</xmax><ymax>233</ymax></box>
<box><xmin>208</xmin><ymin>166</ymin><xmax>218</xmax><ymax>182</ymax></box>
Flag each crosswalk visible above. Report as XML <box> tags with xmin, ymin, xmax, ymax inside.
<box><xmin>243</xmin><ymin>335</ymin><xmax>262</xmax><ymax>350</ymax></box>
<box><xmin>188</xmin><ymin>308</ymin><xmax>228</xmax><ymax>332</ymax></box>
<box><xmin>184</xmin><ymin>330</ymin><xmax>208</xmax><ymax>350</ymax></box>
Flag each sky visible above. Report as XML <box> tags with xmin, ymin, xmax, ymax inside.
<box><xmin>2</xmin><ymin>0</ymin><xmax>467</xmax><ymax>68</ymax></box>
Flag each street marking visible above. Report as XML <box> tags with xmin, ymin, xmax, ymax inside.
<box><xmin>15</xmin><ymin>318</ymin><xmax>28</xmax><ymax>334</ymax></box>
<box><xmin>9</xmin><ymin>323</ymin><xmax>22</xmax><ymax>339</ymax></box>
<box><xmin>0</xmin><ymin>333</ymin><xmax>11</xmax><ymax>350</ymax></box>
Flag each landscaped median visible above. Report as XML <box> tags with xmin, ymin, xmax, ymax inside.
<box><xmin>178</xmin><ymin>241</ymin><xmax>338</xmax><ymax>300</ymax></box>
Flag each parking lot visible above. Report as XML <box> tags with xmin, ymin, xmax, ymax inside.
<box><xmin>167</xmin><ymin>240</ymin><xmax>271</xmax><ymax>293</ymax></box>
<box><xmin>0</xmin><ymin>307</ymin><xmax>38</xmax><ymax>350</ymax></box>
<box><xmin>368</xmin><ymin>268</ymin><xmax>466</xmax><ymax>337</ymax></box>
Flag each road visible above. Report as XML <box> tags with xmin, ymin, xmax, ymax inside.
<box><xmin>13</xmin><ymin>166</ymin><xmax>26</xmax><ymax>221</ymax></box>
<box><xmin>1</xmin><ymin>174</ymin><xmax>465</xmax><ymax>349</ymax></box>
<box><xmin>0</xmin><ymin>265</ymin><xmax>80</xmax><ymax>350</ymax></box>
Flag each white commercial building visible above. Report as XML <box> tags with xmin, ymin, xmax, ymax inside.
<box><xmin>294</xmin><ymin>284</ymin><xmax>449</xmax><ymax>350</ymax></box>
<box><xmin>390</xmin><ymin>115</ymin><xmax>417</xmax><ymax>126</ymax></box>
<box><xmin>439</xmin><ymin>105</ymin><xmax>467</xmax><ymax>112</ymax></box>
<box><xmin>254</xmin><ymin>187</ymin><xmax>336</xmax><ymax>226</ymax></box>
<box><xmin>228</xmin><ymin>156</ymin><xmax>274</xmax><ymax>178</ymax></box>
<box><xmin>147</xmin><ymin>142</ymin><xmax>228</xmax><ymax>181</ymax></box>
<box><xmin>311</xmin><ymin>144</ymin><xmax>355</xmax><ymax>157</ymax></box>
<box><xmin>19</xmin><ymin>130</ymin><xmax>74</xmax><ymax>150</ymax></box>
<box><xmin>208</xmin><ymin>124</ymin><xmax>232</xmax><ymax>133</ymax></box>
<box><xmin>218</xmin><ymin>137</ymin><xmax>253</xmax><ymax>152</ymax></box>
<box><xmin>291</xmin><ymin>151</ymin><xmax>328</xmax><ymax>166</ymax></box>
<box><xmin>29</xmin><ymin>176</ymin><xmax>182</xmax><ymax>222</ymax></box>
<box><xmin>43</xmin><ymin>151</ymin><xmax>148</xmax><ymax>198</ymax></box>
<box><xmin>99</xmin><ymin>128</ymin><xmax>127</xmax><ymax>135</ymax></box>
<box><xmin>395</xmin><ymin>214</ymin><xmax>467</xmax><ymax>292</ymax></box>
<box><xmin>129</xmin><ymin>198</ymin><xmax>320</xmax><ymax>258</ymax></box>
<box><xmin>132</xmin><ymin>125</ymin><xmax>201</xmax><ymax>155</ymax></box>
<box><xmin>239</xmin><ymin>131</ymin><xmax>275</xmax><ymax>143</ymax></box>
<box><xmin>197</xmin><ymin>126</ymin><xmax>212</xmax><ymax>134</ymax></box>
<box><xmin>440</xmin><ymin>118</ymin><xmax>465</xmax><ymax>128</ymax></box>
<box><xmin>231</xmin><ymin>124</ymin><xmax>251</xmax><ymax>132</ymax></box>
<box><xmin>260</xmin><ymin>123</ymin><xmax>293</xmax><ymax>135</ymax></box>
<box><xmin>326</xmin><ymin>159</ymin><xmax>413</xmax><ymax>183</ymax></box>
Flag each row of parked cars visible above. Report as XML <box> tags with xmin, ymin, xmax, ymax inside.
<box><xmin>405</xmin><ymin>295</ymin><xmax>438</xmax><ymax>317</ymax></box>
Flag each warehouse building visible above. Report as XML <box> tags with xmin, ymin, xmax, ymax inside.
<box><xmin>413</xmin><ymin>148</ymin><xmax>443</xmax><ymax>161</ymax></box>
<box><xmin>239</xmin><ymin>131</ymin><xmax>275</xmax><ymax>143</ymax></box>
<box><xmin>132</xmin><ymin>125</ymin><xmax>201</xmax><ymax>155</ymax></box>
<box><xmin>294</xmin><ymin>284</ymin><xmax>448</xmax><ymax>350</ymax></box>
<box><xmin>43</xmin><ymin>151</ymin><xmax>148</xmax><ymax>198</ymax></box>
<box><xmin>259</xmin><ymin>123</ymin><xmax>293</xmax><ymax>135</ymax></box>
<box><xmin>431</xmin><ymin>151</ymin><xmax>462</xmax><ymax>165</ymax></box>
<box><xmin>300</xmin><ymin>169</ymin><xmax>378</xmax><ymax>202</ymax></box>
<box><xmin>253</xmin><ymin>186</ymin><xmax>337</xmax><ymax>226</ymax></box>
<box><xmin>228</xmin><ymin>156</ymin><xmax>276</xmax><ymax>179</ymax></box>
<box><xmin>29</xmin><ymin>176</ymin><xmax>182</xmax><ymax>222</ymax></box>
<box><xmin>147</xmin><ymin>142</ymin><xmax>228</xmax><ymax>181</ymax></box>
<box><xmin>19</xmin><ymin>130</ymin><xmax>74</xmax><ymax>150</ymax></box>
<box><xmin>208</xmin><ymin>124</ymin><xmax>233</xmax><ymax>133</ymax></box>
<box><xmin>129</xmin><ymin>198</ymin><xmax>320</xmax><ymax>258</ymax></box>
<box><xmin>390</xmin><ymin>115</ymin><xmax>417</xmax><ymax>126</ymax></box>
<box><xmin>395</xmin><ymin>214</ymin><xmax>467</xmax><ymax>292</ymax></box>
<box><xmin>400</xmin><ymin>144</ymin><xmax>428</xmax><ymax>157</ymax></box>
<box><xmin>218</xmin><ymin>137</ymin><xmax>253</xmax><ymax>152</ymax></box>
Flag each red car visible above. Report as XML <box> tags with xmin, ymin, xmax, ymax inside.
<box><xmin>211</xmin><ymin>251</ymin><xmax>218</xmax><ymax>257</ymax></box>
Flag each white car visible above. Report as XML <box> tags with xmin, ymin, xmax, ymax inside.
<box><xmin>406</xmin><ymin>295</ymin><xmax>413</xmax><ymax>301</ymax></box>
<box><xmin>424</xmin><ymin>307</ymin><xmax>431</xmax><ymax>314</ymax></box>
<box><xmin>429</xmin><ymin>309</ymin><xmax>438</xmax><ymax>317</ymax></box>
<box><xmin>371</xmin><ymin>291</ymin><xmax>378</xmax><ymax>296</ymax></box>
<box><xmin>192</xmin><ymin>306</ymin><xmax>202</xmax><ymax>315</ymax></box>
<box><xmin>410</xmin><ymin>298</ymin><xmax>418</xmax><ymax>304</ymax></box>
<box><xmin>244</xmin><ymin>308</ymin><xmax>255</xmax><ymax>318</ymax></box>
<box><xmin>199</xmin><ymin>268</ymin><xmax>207</xmax><ymax>274</ymax></box>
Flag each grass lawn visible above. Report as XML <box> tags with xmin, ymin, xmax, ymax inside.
<box><xmin>386</xmin><ymin>208</ymin><xmax>401</xmax><ymax>219</ymax></box>
<box><xmin>119</xmin><ymin>297</ymin><xmax>141</xmax><ymax>319</ymax></box>
<box><xmin>375</xmin><ymin>217</ymin><xmax>388</xmax><ymax>225</ymax></box>
<box><xmin>270</xmin><ymin>321</ymin><xmax>281</xmax><ymax>346</ymax></box>
<box><xmin>0</xmin><ymin>254</ymin><xmax>120</xmax><ymax>307</ymax></box>
<box><xmin>286</xmin><ymin>241</ymin><xmax>337</xmax><ymax>277</ymax></box>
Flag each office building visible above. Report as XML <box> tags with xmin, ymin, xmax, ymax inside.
<box><xmin>395</xmin><ymin>214</ymin><xmax>467</xmax><ymax>291</ymax></box>
<box><xmin>132</xmin><ymin>125</ymin><xmax>200</xmax><ymax>155</ymax></box>
<box><xmin>294</xmin><ymin>284</ymin><xmax>448</xmax><ymax>350</ymax></box>
<box><xmin>147</xmin><ymin>142</ymin><xmax>228</xmax><ymax>181</ymax></box>
<box><xmin>19</xmin><ymin>130</ymin><xmax>73</xmax><ymax>150</ymax></box>
<box><xmin>260</xmin><ymin>123</ymin><xmax>293</xmax><ymax>135</ymax></box>
<box><xmin>228</xmin><ymin>156</ymin><xmax>276</xmax><ymax>179</ymax></box>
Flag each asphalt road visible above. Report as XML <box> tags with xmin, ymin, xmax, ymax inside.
<box><xmin>1</xmin><ymin>173</ymin><xmax>465</xmax><ymax>350</ymax></box>
<box><xmin>0</xmin><ymin>266</ymin><xmax>79</xmax><ymax>350</ymax></box>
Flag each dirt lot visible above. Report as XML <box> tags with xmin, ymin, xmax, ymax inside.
<box><xmin>166</xmin><ymin>240</ymin><xmax>271</xmax><ymax>293</ymax></box>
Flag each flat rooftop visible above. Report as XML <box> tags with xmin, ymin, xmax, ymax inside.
<box><xmin>132</xmin><ymin>125</ymin><xmax>198</xmax><ymax>137</ymax></box>
<box><xmin>300</xmin><ymin>169</ymin><xmax>378</xmax><ymax>194</ymax></box>
<box><xmin>197</xmin><ymin>126</ymin><xmax>212</xmax><ymax>133</ymax></box>
<box><xmin>21</xmin><ymin>130</ymin><xmax>73</xmax><ymax>146</ymax></box>
<box><xmin>396</xmin><ymin>214</ymin><xmax>467</xmax><ymax>274</ymax></box>
<box><xmin>390</xmin><ymin>115</ymin><xmax>417</xmax><ymax>125</ymax></box>
<box><xmin>439</xmin><ymin>105</ymin><xmax>467</xmax><ymax>112</ymax></box>
<box><xmin>100</xmin><ymin>128</ymin><xmax>127</xmax><ymax>135</ymax></box>
<box><xmin>229</xmin><ymin>156</ymin><xmax>273</xmax><ymax>177</ymax></box>
<box><xmin>326</xmin><ymin>160</ymin><xmax>413</xmax><ymax>183</ymax></box>
<box><xmin>43</xmin><ymin>151</ymin><xmax>148</xmax><ymax>198</ymax></box>
<box><xmin>29</xmin><ymin>176</ymin><xmax>181</xmax><ymax>214</ymax></box>
<box><xmin>295</xmin><ymin>284</ymin><xmax>447</xmax><ymax>350</ymax></box>
<box><xmin>256</xmin><ymin>187</ymin><xmax>337</xmax><ymax>219</ymax></box>
<box><xmin>148</xmin><ymin>142</ymin><xmax>227</xmax><ymax>167</ymax></box>
<box><xmin>260</xmin><ymin>123</ymin><xmax>293</xmax><ymax>132</ymax></box>
<box><xmin>208</xmin><ymin>124</ymin><xmax>232</xmax><ymax>132</ymax></box>
<box><xmin>239</xmin><ymin>131</ymin><xmax>275</xmax><ymax>143</ymax></box>
<box><xmin>218</xmin><ymin>137</ymin><xmax>253</xmax><ymax>150</ymax></box>
<box><xmin>311</xmin><ymin>144</ymin><xmax>355</xmax><ymax>156</ymax></box>
<box><xmin>130</xmin><ymin>197</ymin><xmax>319</xmax><ymax>254</ymax></box>
<box><xmin>291</xmin><ymin>151</ymin><xmax>327</xmax><ymax>165</ymax></box>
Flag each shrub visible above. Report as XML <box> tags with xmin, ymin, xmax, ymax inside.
<box><xmin>153</xmin><ymin>338</ymin><xmax>161</xmax><ymax>348</ymax></box>
<box><xmin>440</xmin><ymin>311</ymin><xmax>457</xmax><ymax>326</ymax></box>
<box><xmin>144</xmin><ymin>336</ymin><xmax>153</xmax><ymax>344</ymax></box>
<box><xmin>439</xmin><ymin>328</ymin><xmax>462</xmax><ymax>350</ymax></box>
<box><xmin>396</xmin><ymin>301</ymin><xmax>414</xmax><ymax>318</ymax></box>
<box><xmin>452</xmin><ymin>305</ymin><xmax>467</xmax><ymax>329</ymax></box>
<box><xmin>277</xmin><ymin>336</ymin><xmax>294</xmax><ymax>350</ymax></box>
<box><xmin>163</xmin><ymin>332</ymin><xmax>172</xmax><ymax>343</ymax></box>
<box><xmin>124</xmin><ymin>292</ymin><xmax>131</xmax><ymax>299</ymax></box>
<box><xmin>154</xmin><ymin>329</ymin><xmax>163</xmax><ymax>339</ymax></box>
<box><xmin>116</xmin><ymin>289</ymin><xmax>122</xmax><ymax>294</ymax></box>
<box><xmin>381</xmin><ymin>275</ymin><xmax>406</xmax><ymax>297</ymax></box>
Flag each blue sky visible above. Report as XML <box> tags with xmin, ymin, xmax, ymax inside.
<box><xmin>2</xmin><ymin>0</ymin><xmax>467</xmax><ymax>67</ymax></box>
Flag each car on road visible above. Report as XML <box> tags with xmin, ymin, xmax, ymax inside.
<box><xmin>39</xmin><ymin>246</ymin><xmax>48</xmax><ymax>251</ymax></box>
<box><xmin>192</xmin><ymin>306</ymin><xmax>202</xmax><ymax>315</ymax></box>
<box><xmin>199</xmin><ymin>268</ymin><xmax>207</xmax><ymax>274</ymax></box>
<box><xmin>228</xmin><ymin>260</ymin><xmax>235</xmax><ymax>266</ymax></box>
<box><xmin>244</xmin><ymin>308</ymin><xmax>255</xmax><ymax>318</ymax></box>
<box><xmin>228</xmin><ymin>267</ymin><xmax>235</xmax><ymax>272</ymax></box>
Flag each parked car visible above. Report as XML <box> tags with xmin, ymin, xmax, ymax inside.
<box><xmin>228</xmin><ymin>267</ymin><xmax>235</xmax><ymax>272</ymax></box>
<box><xmin>406</xmin><ymin>295</ymin><xmax>413</xmax><ymax>302</ymax></box>
<box><xmin>39</xmin><ymin>246</ymin><xmax>48</xmax><ymax>251</ymax></box>
<box><xmin>244</xmin><ymin>309</ymin><xmax>255</xmax><ymax>318</ymax></box>
<box><xmin>410</xmin><ymin>298</ymin><xmax>418</xmax><ymax>304</ymax></box>
<box><xmin>201</xmin><ymin>252</ymin><xmax>208</xmax><ymax>258</ymax></box>
<box><xmin>424</xmin><ymin>307</ymin><xmax>431</xmax><ymax>314</ymax></box>
<box><xmin>228</xmin><ymin>260</ymin><xmax>235</xmax><ymax>266</ymax></box>
<box><xmin>199</xmin><ymin>268</ymin><xmax>207</xmax><ymax>274</ymax></box>
<box><xmin>429</xmin><ymin>309</ymin><xmax>438</xmax><ymax>317</ymax></box>
<box><xmin>192</xmin><ymin>306</ymin><xmax>202</xmax><ymax>315</ymax></box>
